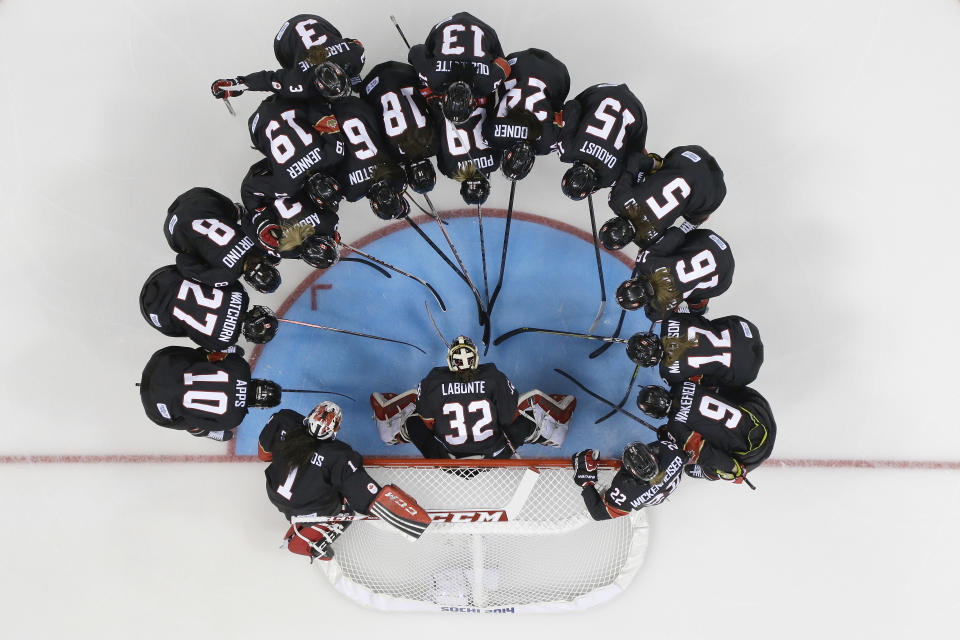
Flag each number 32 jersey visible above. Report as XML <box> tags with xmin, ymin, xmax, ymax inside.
<box><xmin>416</xmin><ymin>363</ymin><xmax>519</xmax><ymax>458</ymax></box>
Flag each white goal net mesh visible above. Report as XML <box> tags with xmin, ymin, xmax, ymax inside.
<box><xmin>318</xmin><ymin>460</ymin><xmax>649</xmax><ymax>613</ymax></box>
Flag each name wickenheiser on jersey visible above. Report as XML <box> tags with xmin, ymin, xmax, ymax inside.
<box><xmin>441</xmin><ymin>380</ymin><xmax>487</xmax><ymax>396</ymax></box>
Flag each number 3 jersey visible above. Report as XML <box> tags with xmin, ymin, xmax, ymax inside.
<box><xmin>415</xmin><ymin>363</ymin><xmax>520</xmax><ymax>458</ymax></box>
<box><xmin>139</xmin><ymin>346</ymin><xmax>252</xmax><ymax>432</ymax></box>
<box><xmin>581</xmin><ymin>435</ymin><xmax>687</xmax><ymax>520</ymax></box>
<box><xmin>139</xmin><ymin>265</ymin><xmax>249</xmax><ymax>351</ymax></box>
<box><xmin>656</xmin><ymin>312</ymin><xmax>764</xmax><ymax>387</ymax></box>
<box><xmin>665</xmin><ymin>382</ymin><xmax>777</xmax><ymax>476</ymax></box>
<box><xmin>259</xmin><ymin>409</ymin><xmax>380</xmax><ymax>519</ymax></box>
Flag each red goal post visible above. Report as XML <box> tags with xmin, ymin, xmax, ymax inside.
<box><xmin>317</xmin><ymin>456</ymin><xmax>649</xmax><ymax>613</ymax></box>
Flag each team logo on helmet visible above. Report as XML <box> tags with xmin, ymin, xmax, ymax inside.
<box><xmin>305</xmin><ymin>401</ymin><xmax>343</xmax><ymax>440</ymax></box>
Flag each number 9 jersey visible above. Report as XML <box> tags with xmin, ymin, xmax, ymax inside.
<box><xmin>415</xmin><ymin>363</ymin><xmax>519</xmax><ymax>458</ymax></box>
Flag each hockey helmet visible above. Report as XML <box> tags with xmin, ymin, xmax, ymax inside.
<box><xmin>560</xmin><ymin>162</ymin><xmax>597</xmax><ymax>201</ymax></box>
<box><xmin>460</xmin><ymin>175</ymin><xmax>490</xmax><ymax>206</ymax></box>
<box><xmin>615</xmin><ymin>277</ymin><xmax>652</xmax><ymax>311</ymax></box>
<box><xmin>305</xmin><ymin>401</ymin><xmax>343</xmax><ymax>440</ymax></box>
<box><xmin>447</xmin><ymin>335</ymin><xmax>479</xmax><ymax>372</ymax></box>
<box><xmin>241</xmin><ymin>305</ymin><xmax>278</xmax><ymax>344</ymax></box>
<box><xmin>307</xmin><ymin>173</ymin><xmax>343</xmax><ymax>213</ymax></box>
<box><xmin>250</xmin><ymin>379</ymin><xmax>282</xmax><ymax>408</ymax></box>
<box><xmin>636</xmin><ymin>385</ymin><xmax>672</xmax><ymax>419</ymax></box>
<box><xmin>243</xmin><ymin>259</ymin><xmax>281</xmax><ymax>294</ymax></box>
<box><xmin>626</xmin><ymin>332</ymin><xmax>664</xmax><ymax>367</ymax></box>
<box><xmin>622</xmin><ymin>441</ymin><xmax>659</xmax><ymax>482</ymax></box>
<box><xmin>314</xmin><ymin>62</ymin><xmax>350</xmax><ymax>99</ymax></box>
<box><xmin>599</xmin><ymin>216</ymin><xmax>636</xmax><ymax>250</ymax></box>
<box><xmin>442</xmin><ymin>81</ymin><xmax>474</xmax><ymax>124</ymax></box>
<box><xmin>501</xmin><ymin>142</ymin><xmax>535</xmax><ymax>182</ymax></box>
<box><xmin>406</xmin><ymin>159</ymin><xmax>437</xmax><ymax>194</ymax></box>
<box><xmin>300</xmin><ymin>233</ymin><xmax>340</xmax><ymax>269</ymax></box>
<box><xmin>367</xmin><ymin>180</ymin><xmax>410</xmax><ymax>220</ymax></box>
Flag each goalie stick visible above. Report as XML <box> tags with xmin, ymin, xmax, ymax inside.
<box><xmin>277</xmin><ymin>318</ymin><xmax>426</xmax><ymax>353</ymax></box>
<box><xmin>339</xmin><ymin>241</ymin><xmax>446</xmax><ymax>311</ymax></box>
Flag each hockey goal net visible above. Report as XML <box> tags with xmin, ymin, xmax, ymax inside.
<box><xmin>318</xmin><ymin>457</ymin><xmax>649</xmax><ymax>613</ymax></box>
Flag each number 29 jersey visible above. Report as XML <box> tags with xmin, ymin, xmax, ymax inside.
<box><xmin>415</xmin><ymin>363</ymin><xmax>519</xmax><ymax>458</ymax></box>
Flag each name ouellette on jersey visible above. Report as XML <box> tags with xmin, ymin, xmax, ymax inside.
<box><xmin>409</xmin><ymin>12</ymin><xmax>508</xmax><ymax>97</ymax></box>
<box><xmin>657</xmin><ymin>313</ymin><xmax>764</xmax><ymax>387</ymax></box>
<box><xmin>259</xmin><ymin>409</ymin><xmax>380</xmax><ymax>519</ymax></box>
<box><xmin>416</xmin><ymin>363</ymin><xmax>519</xmax><ymax>458</ymax></box>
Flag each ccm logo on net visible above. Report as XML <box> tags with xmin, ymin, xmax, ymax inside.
<box><xmin>429</xmin><ymin>510</ymin><xmax>507</xmax><ymax>523</ymax></box>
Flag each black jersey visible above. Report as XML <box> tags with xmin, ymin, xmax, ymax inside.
<box><xmin>164</xmin><ymin>187</ymin><xmax>259</xmax><ymax>287</ymax></box>
<box><xmin>248</xmin><ymin>96</ymin><xmax>345</xmax><ymax>196</ymax></box>
<box><xmin>609</xmin><ymin>145</ymin><xmax>726</xmax><ymax>245</ymax></box>
<box><xmin>326</xmin><ymin>96</ymin><xmax>394</xmax><ymax>201</ymax></box>
<box><xmin>636</xmin><ymin>228</ymin><xmax>735</xmax><ymax>319</ymax></box>
<box><xmin>139</xmin><ymin>266</ymin><xmax>249</xmax><ymax>351</ymax></box>
<box><xmin>657</xmin><ymin>313</ymin><xmax>763</xmax><ymax>387</ymax></box>
<box><xmin>415</xmin><ymin>363</ymin><xmax>519</xmax><ymax>458</ymax></box>
<box><xmin>360</xmin><ymin>61</ymin><xmax>439</xmax><ymax>161</ymax></box>
<box><xmin>666</xmin><ymin>382</ymin><xmax>776</xmax><ymax>476</ymax></box>
<box><xmin>484</xmin><ymin>48</ymin><xmax>570</xmax><ymax>154</ymax></box>
<box><xmin>259</xmin><ymin>409</ymin><xmax>381</xmax><ymax>519</ymax></box>
<box><xmin>558</xmin><ymin>84</ymin><xmax>648</xmax><ymax>188</ymax></box>
<box><xmin>408</xmin><ymin>12</ymin><xmax>507</xmax><ymax>97</ymax></box>
<box><xmin>240</xmin><ymin>35</ymin><xmax>366</xmax><ymax>98</ymax></box>
<box><xmin>436</xmin><ymin>104</ymin><xmax>501</xmax><ymax>178</ymax></box>
<box><xmin>139</xmin><ymin>346</ymin><xmax>252</xmax><ymax>432</ymax></box>
<box><xmin>273</xmin><ymin>15</ymin><xmax>343</xmax><ymax>69</ymax></box>
<box><xmin>581</xmin><ymin>435</ymin><xmax>687</xmax><ymax>520</ymax></box>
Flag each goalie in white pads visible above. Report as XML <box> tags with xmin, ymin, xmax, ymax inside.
<box><xmin>371</xmin><ymin>335</ymin><xmax>577</xmax><ymax>459</ymax></box>
<box><xmin>259</xmin><ymin>401</ymin><xmax>431</xmax><ymax>560</ymax></box>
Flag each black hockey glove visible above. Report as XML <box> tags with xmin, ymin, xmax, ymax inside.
<box><xmin>211</xmin><ymin>78</ymin><xmax>245</xmax><ymax>99</ymax></box>
<box><xmin>572</xmin><ymin>449</ymin><xmax>599</xmax><ymax>487</ymax></box>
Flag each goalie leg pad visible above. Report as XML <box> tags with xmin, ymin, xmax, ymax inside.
<box><xmin>518</xmin><ymin>391</ymin><xmax>576</xmax><ymax>447</ymax></box>
<box><xmin>370</xmin><ymin>390</ymin><xmax>418</xmax><ymax>445</ymax></box>
<box><xmin>284</xmin><ymin>521</ymin><xmax>351</xmax><ymax>559</ymax></box>
<box><xmin>368</xmin><ymin>484</ymin><xmax>432</xmax><ymax>539</ymax></box>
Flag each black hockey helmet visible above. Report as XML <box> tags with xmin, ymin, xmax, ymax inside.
<box><xmin>442</xmin><ymin>81</ymin><xmax>474</xmax><ymax>124</ymax></box>
<box><xmin>501</xmin><ymin>142</ymin><xmax>536</xmax><ymax>182</ymax></box>
<box><xmin>460</xmin><ymin>175</ymin><xmax>490</xmax><ymax>206</ymax></box>
<box><xmin>447</xmin><ymin>335</ymin><xmax>479</xmax><ymax>372</ymax></box>
<box><xmin>314</xmin><ymin>61</ymin><xmax>350</xmax><ymax>99</ymax></box>
<box><xmin>560</xmin><ymin>162</ymin><xmax>597</xmax><ymax>201</ymax></box>
<box><xmin>241</xmin><ymin>305</ymin><xmax>278</xmax><ymax>344</ymax></box>
<box><xmin>250</xmin><ymin>379</ymin><xmax>282</xmax><ymax>408</ymax></box>
<box><xmin>622</xmin><ymin>441</ymin><xmax>659</xmax><ymax>481</ymax></box>
<box><xmin>406</xmin><ymin>158</ymin><xmax>437</xmax><ymax>194</ymax></box>
<box><xmin>243</xmin><ymin>258</ymin><xmax>281</xmax><ymax>294</ymax></box>
<box><xmin>307</xmin><ymin>173</ymin><xmax>343</xmax><ymax>213</ymax></box>
<box><xmin>300</xmin><ymin>233</ymin><xmax>340</xmax><ymax>269</ymax></box>
<box><xmin>615</xmin><ymin>277</ymin><xmax>652</xmax><ymax>311</ymax></box>
<box><xmin>636</xmin><ymin>385</ymin><xmax>672</xmax><ymax>419</ymax></box>
<box><xmin>626</xmin><ymin>332</ymin><xmax>664</xmax><ymax>367</ymax></box>
<box><xmin>599</xmin><ymin>217</ymin><xmax>636</xmax><ymax>250</ymax></box>
<box><xmin>367</xmin><ymin>180</ymin><xmax>410</xmax><ymax>220</ymax></box>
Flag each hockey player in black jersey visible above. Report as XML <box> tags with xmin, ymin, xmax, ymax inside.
<box><xmin>572</xmin><ymin>435</ymin><xmax>688</xmax><ymax>520</ymax></box>
<box><xmin>435</xmin><ymin>103</ymin><xmax>501</xmax><ymax>205</ymax></box>
<box><xmin>557</xmin><ymin>83</ymin><xmax>648</xmax><ymax>200</ymax></box>
<box><xmin>163</xmin><ymin>187</ymin><xmax>281</xmax><ymax>293</ymax></box>
<box><xmin>371</xmin><ymin>336</ymin><xmax>576</xmax><ymax>459</ymax></box>
<box><xmin>601</xmin><ymin>145</ymin><xmax>727</xmax><ymax>250</ymax></box>
<box><xmin>615</xmin><ymin>228</ymin><xmax>735</xmax><ymax>321</ymax></box>
<box><xmin>259</xmin><ymin>401</ymin><xmax>431</xmax><ymax>559</ymax></box>
<box><xmin>483</xmin><ymin>48</ymin><xmax>570</xmax><ymax>181</ymax></box>
<box><xmin>408</xmin><ymin>12</ymin><xmax>510</xmax><ymax>123</ymax></box>
<box><xmin>626</xmin><ymin>313</ymin><xmax>764</xmax><ymax>387</ymax></box>
<box><xmin>139</xmin><ymin>346</ymin><xmax>281</xmax><ymax>441</ymax></box>
<box><xmin>211</xmin><ymin>14</ymin><xmax>365</xmax><ymax>101</ymax></box>
<box><xmin>637</xmin><ymin>382</ymin><xmax>777</xmax><ymax>484</ymax></box>
<box><xmin>139</xmin><ymin>265</ymin><xmax>278</xmax><ymax>351</ymax></box>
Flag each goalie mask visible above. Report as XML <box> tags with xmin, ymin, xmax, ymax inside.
<box><xmin>622</xmin><ymin>441</ymin><xmax>659</xmax><ymax>482</ymax></box>
<box><xmin>442</xmin><ymin>81</ymin><xmax>474</xmax><ymax>125</ymax></box>
<box><xmin>626</xmin><ymin>332</ymin><xmax>664</xmax><ymax>367</ymax></box>
<box><xmin>241</xmin><ymin>305</ymin><xmax>278</xmax><ymax>344</ymax></box>
<box><xmin>446</xmin><ymin>335</ymin><xmax>479</xmax><ymax>372</ymax></box>
<box><xmin>599</xmin><ymin>217</ymin><xmax>635</xmax><ymax>250</ymax></box>
<box><xmin>560</xmin><ymin>162</ymin><xmax>597</xmax><ymax>201</ymax></box>
<box><xmin>250</xmin><ymin>379</ymin><xmax>282</xmax><ymax>408</ymax></box>
<box><xmin>636</xmin><ymin>385</ymin><xmax>672</xmax><ymax>419</ymax></box>
<box><xmin>305</xmin><ymin>401</ymin><xmax>343</xmax><ymax>440</ymax></box>
<box><xmin>314</xmin><ymin>62</ymin><xmax>349</xmax><ymax>99</ymax></box>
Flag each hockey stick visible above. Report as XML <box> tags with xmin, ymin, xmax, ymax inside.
<box><xmin>280</xmin><ymin>389</ymin><xmax>356</xmax><ymax>401</ymax></box>
<box><xmin>425</xmin><ymin>300</ymin><xmax>450</xmax><ymax>347</ymax></box>
<box><xmin>339</xmin><ymin>242</ymin><xmax>446</xmax><ymax>311</ymax></box>
<box><xmin>494</xmin><ymin>326</ymin><xmax>628</xmax><ymax>347</ymax></box>
<box><xmin>221</xmin><ymin>97</ymin><xmax>237</xmax><ymax>116</ymax></box>
<box><xmin>339</xmin><ymin>256</ymin><xmax>391</xmax><ymax>278</ymax></box>
<box><xmin>403</xmin><ymin>212</ymin><xmax>470</xmax><ymax>286</ymax></box>
<box><xmin>389</xmin><ymin>15</ymin><xmax>412</xmax><ymax>50</ymax></box>
<box><xmin>594</xmin><ymin>363</ymin><xmax>641</xmax><ymax>424</ymax></box>
<box><xmin>587</xmin><ymin>193</ymin><xmax>606</xmax><ymax>334</ymax></box>
<box><xmin>553</xmin><ymin>368</ymin><xmax>657</xmax><ymax>431</ymax></box>
<box><xmin>406</xmin><ymin>192</ymin><xmax>448</xmax><ymax>224</ymax></box>
<box><xmin>477</xmin><ymin>202</ymin><xmax>490</xmax><ymax>310</ymax></box>
<box><xmin>277</xmin><ymin>318</ymin><xmax>426</xmax><ymax>353</ymax></box>
<box><xmin>487</xmin><ymin>180</ymin><xmax>516</xmax><ymax>313</ymax></box>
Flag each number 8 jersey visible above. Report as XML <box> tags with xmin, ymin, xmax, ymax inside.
<box><xmin>415</xmin><ymin>363</ymin><xmax>520</xmax><ymax>458</ymax></box>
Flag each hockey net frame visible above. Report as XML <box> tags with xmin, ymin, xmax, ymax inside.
<box><xmin>317</xmin><ymin>457</ymin><xmax>649</xmax><ymax>613</ymax></box>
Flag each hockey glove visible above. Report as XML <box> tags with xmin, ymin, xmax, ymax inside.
<box><xmin>211</xmin><ymin>78</ymin><xmax>245</xmax><ymax>99</ymax></box>
<box><xmin>572</xmin><ymin>449</ymin><xmax>599</xmax><ymax>487</ymax></box>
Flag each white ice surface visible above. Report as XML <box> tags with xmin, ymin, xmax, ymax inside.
<box><xmin>1</xmin><ymin>0</ymin><xmax>958</xmax><ymax>637</ymax></box>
